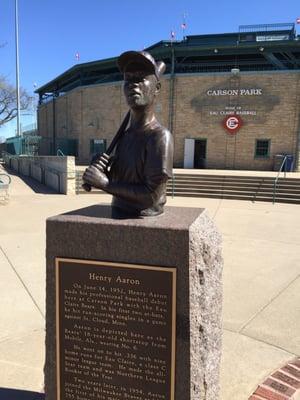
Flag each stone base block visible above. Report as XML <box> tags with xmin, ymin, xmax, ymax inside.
<box><xmin>46</xmin><ymin>205</ymin><xmax>222</xmax><ymax>400</ymax></box>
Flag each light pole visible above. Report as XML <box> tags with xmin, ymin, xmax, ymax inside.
<box><xmin>15</xmin><ymin>0</ymin><xmax>21</xmax><ymax>137</ymax></box>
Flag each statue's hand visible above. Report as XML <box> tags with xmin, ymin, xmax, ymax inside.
<box><xmin>82</xmin><ymin>164</ymin><xmax>109</xmax><ymax>190</ymax></box>
<box><xmin>91</xmin><ymin>152</ymin><xmax>111</xmax><ymax>172</ymax></box>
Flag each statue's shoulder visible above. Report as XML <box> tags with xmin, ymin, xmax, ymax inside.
<box><xmin>146</xmin><ymin>124</ymin><xmax>173</xmax><ymax>155</ymax></box>
<box><xmin>148</xmin><ymin>123</ymin><xmax>172</xmax><ymax>141</ymax></box>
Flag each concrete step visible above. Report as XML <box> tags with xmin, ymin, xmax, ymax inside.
<box><xmin>167</xmin><ymin>188</ymin><xmax>300</xmax><ymax>198</ymax></box>
<box><xmin>167</xmin><ymin>192</ymin><xmax>300</xmax><ymax>204</ymax></box>
<box><xmin>77</xmin><ymin>179</ymin><xmax>300</xmax><ymax>190</ymax></box>
<box><xmin>77</xmin><ymin>189</ymin><xmax>300</xmax><ymax>203</ymax></box>
<box><xmin>167</xmin><ymin>182</ymin><xmax>300</xmax><ymax>191</ymax></box>
<box><xmin>171</xmin><ymin>172</ymin><xmax>299</xmax><ymax>179</ymax></box>
<box><xmin>75</xmin><ymin>172</ymin><xmax>300</xmax><ymax>203</ymax></box>
<box><xmin>170</xmin><ymin>176</ymin><xmax>300</xmax><ymax>185</ymax></box>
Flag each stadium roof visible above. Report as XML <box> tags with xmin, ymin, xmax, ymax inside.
<box><xmin>36</xmin><ymin>23</ymin><xmax>300</xmax><ymax>103</ymax></box>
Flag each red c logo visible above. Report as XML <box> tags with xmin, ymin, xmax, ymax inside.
<box><xmin>223</xmin><ymin>115</ymin><xmax>242</xmax><ymax>134</ymax></box>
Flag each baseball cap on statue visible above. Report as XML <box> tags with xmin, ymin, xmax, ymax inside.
<box><xmin>117</xmin><ymin>51</ymin><xmax>166</xmax><ymax>80</ymax></box>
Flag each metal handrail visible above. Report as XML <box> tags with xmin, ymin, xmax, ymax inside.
<box><xmin>273</xmin><ymin>155</ymin><xmax>288</xmax><ymax>204</ymax></box>
<box><xmin>57</xmin><ymin>149</ymin><xmax>65</xmax><ymax>156</ymax></box>
<box><xmin>0</xmin><ymin>173</ymin><xmax>12</xmax><ymax>186</ymax></box>
<box><xmin>0</xmin><ymin>173</ymin><xmax>11</xmax><ymax>206</ymax></box>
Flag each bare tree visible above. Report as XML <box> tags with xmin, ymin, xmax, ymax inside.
<box><xmin>0</xmin><ymin>76</ymin><xmax>33</xmax><ymax>127</ymax></box>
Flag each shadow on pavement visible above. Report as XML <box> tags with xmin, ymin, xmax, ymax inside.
<box><xmin>0</xmin><ymin>388</ymin><xmax>44</xmax><ymax>399</ymax></box>
<box><xmin>1</xmin><ymin>166</ymin><xmax>58</xmax><ymax>195</ymax></box>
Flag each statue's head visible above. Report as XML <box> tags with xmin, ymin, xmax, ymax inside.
<box><xmin>117</xmin><ymin>51</ymin><xmax>166</xmax><ymax>109</ymax></box>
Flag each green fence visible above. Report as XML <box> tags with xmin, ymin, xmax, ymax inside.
<box><xmin>5</xmin><ymin>135</ymin><xmax>41</xmax><ymax>156</ymax></box>
<box><xmin>4</xmin><ymin>135</ymin><xmax>78</xmax><ymax>157</ymax></box>
<box><xmin>6</xmin><ymin>136</ymin><xmax>24</xmax><ymax>155</ymax></box>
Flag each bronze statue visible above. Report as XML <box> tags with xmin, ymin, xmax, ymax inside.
<box><xmin>82</xmin><ymin>51</ymin><xmax>174</xmax><ymax>217</ymax></box>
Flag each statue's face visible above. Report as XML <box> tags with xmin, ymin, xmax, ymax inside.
<box><xmin>123</xmin><ymin>69</ymin><xmax>160</xmax><ymax>109</ymax></box>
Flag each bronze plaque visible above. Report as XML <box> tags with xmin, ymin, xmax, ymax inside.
<box><xmin>56</xmin><ymin>258</ymin><xmax>176</xmax><ymax>400</ymax></box>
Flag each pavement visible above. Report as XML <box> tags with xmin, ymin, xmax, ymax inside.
<box><xmin>0</xmin><ymin>165</ymin><xmax>299</xmax><ymax>399</ymax></box>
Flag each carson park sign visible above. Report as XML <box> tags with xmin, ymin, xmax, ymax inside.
<box><xmin>206</xmin><ymin>88</ymin><xmax>263</xmax><ymax>96</ymax></box>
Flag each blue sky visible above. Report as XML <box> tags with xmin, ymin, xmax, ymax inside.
<box><xmin>0</xmin><ymin>0</ymin><xmax>300</xmax><ymax>137</ymax></box>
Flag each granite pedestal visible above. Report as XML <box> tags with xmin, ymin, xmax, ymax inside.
<box><xmin>46</xmin><ymin>205</ymin><xmax>222</xmax><ymax>400</ymax></box>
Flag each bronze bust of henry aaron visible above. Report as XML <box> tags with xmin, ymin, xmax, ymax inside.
<box><xmin>82</xmin><ymin>51</ymin><xmax>174</xmax><ymax>217</ymax></box>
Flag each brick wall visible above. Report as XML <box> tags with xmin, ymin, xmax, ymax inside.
<box><xmin>37</xmin><ymin>71</ymin><xmax>300</xmax><ymax>171</ymax></box>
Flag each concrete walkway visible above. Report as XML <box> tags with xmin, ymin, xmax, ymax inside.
<box><xmin>0</xmin><ymin>166</ymin><xmax>299</xmax><ymax>399</ymax></box>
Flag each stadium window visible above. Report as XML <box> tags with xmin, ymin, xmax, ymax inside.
<box><xmin>255</xmin><ymin>139</ymin><xmax>270</xmax><ymax>158</ymax></box>
<box><xmin>90</xmin><ymin>139</ymin><xmax>106</xmax><ymax>157</ymax></box>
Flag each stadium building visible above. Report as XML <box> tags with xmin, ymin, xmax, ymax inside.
<box><xmin>36</xmin><ymin>23</ymin><xmax>300</xmax><ymax>171</ymax></box>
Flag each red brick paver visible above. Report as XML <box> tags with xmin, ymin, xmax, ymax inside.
<box><xmin>291</xmin><ymin>360</ymin><xmax>300</xmax><ymax>370</ymax></box>
<box><xmin>263</xmin><ymin>378</ymin><xmax>295</xmax><ymax>397</ymax></box>
<box><xmin>255</xmin><ymin>386</ymin><xmax>289</xmax><ymax>400</ymax></box>
<box><xmin>272</xmin><ymin>372</ymin><xmax>300</xmax><ymax>390</ymax></box>
<box><xmin>283</xmin><ymin>365</ymin><xmax>300</xmax><ymax>380</ymax></box>
<box><xmin>249</xmin><ymin>358</ymin><xmax>300</xmax><ymax>400</ymax></box>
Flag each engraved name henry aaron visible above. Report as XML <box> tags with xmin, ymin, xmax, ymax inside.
<box><xmin>56</xmin><ymin>258</ymin><xmax>176</xmax><ymax>400</ymax></box>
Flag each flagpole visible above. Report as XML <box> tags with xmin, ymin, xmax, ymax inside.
<box><xmin>181</xmin><ymin>12</ymin><xmax>187</xmax><ymax>40</ymax></box>
<box><xmin>168</xmin><ymin>33</ymin><xmax>175</xmax><ymax>133</ymax></box>
<box><xmin>15</xmin><ymin>0</ymin><xmax>21</xmax><ymax>137</ymax></box>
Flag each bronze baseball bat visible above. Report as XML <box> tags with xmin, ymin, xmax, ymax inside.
<box><xmin>82</xmin><ymin>111</ymin><xmax>131</xmax><ymax>192</ymax></box>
